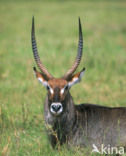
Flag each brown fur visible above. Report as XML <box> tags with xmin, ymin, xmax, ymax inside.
<box><xmin>33</xmin><ymin>69</ymin><xmax>126</xmax><ymax>149</ymax></box>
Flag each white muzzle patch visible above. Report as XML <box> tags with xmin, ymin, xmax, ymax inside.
<box><xmin>50</xmin><ymin>103</ymin><xmax>63</xmax><ymax>115</ymax></box>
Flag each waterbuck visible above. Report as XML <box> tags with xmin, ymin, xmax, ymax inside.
<box><xmin>31</xmin><ymin>17</ymin><xmax>126</xmax><ymax>150</ymax></box>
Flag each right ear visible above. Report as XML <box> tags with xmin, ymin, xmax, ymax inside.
<box><xmin>67</xmin><ymin>67</ymin><xmax>85</xmax><ymax>88</ymax></box>
<box><xmin>33</xmin><ymin>67</ymin><xmax>48</xmax><ymax>87</ymax></box>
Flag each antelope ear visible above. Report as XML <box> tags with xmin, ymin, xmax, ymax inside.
<box><xmin>33</xmin><ymin>67</ymin><xmax>48</xmax><ymax>87</ymax></box>
<box><xmin>68</xmin><ymin>68</ymin><xmax>85</xmax><ymax>88</ymax></box>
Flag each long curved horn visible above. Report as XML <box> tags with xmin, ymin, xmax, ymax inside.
<box><xmin>31</xmin><ymin>16</ymin><xmax>53</xmax><ymax>79</ymax></box>
<box><xmin>63</xmin><ymin>18</ymin><xmax>83</xmax><ymax>80</ymax></box>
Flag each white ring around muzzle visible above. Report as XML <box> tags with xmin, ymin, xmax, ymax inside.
<box><xmin>50</xmin><ymin>102</ymin><xmax>63</xmax><ymax>115</ymax></box>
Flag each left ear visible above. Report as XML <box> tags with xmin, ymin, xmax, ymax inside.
<box><xmin>68</xmin><ymin>68</ymin><xmax>85</xmax><ymax>88</ymax></box>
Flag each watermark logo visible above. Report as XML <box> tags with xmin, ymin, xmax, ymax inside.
<box><xmin>92</xmin><ymin>144</ymin><xmax>124</xmax><ymax>155</ymax></box>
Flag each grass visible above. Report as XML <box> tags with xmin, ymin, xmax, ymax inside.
<box><xmin>0</xmin><ymin>0</ymin><xmax>126</xmax><ymax>155</ymax></box>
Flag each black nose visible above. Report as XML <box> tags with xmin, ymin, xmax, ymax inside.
<box><xmin>52</xmin><ymin>104</ymin><xmax>61</xmax><ymax>112</ymax></box>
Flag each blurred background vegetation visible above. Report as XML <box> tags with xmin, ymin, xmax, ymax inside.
<box><xmin>0</xmin><ymin>0</ymin><xmax>126</xmax><ymax>155</ymax></box>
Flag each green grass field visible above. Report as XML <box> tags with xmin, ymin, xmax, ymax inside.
<box><xmin>0</xmin><ymin>0</ymin><xmax>126</xmax><ymax>155</ymax></box>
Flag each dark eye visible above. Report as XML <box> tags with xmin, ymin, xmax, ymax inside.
<box><xmin>65</xmin><ymin>85</ymin><xmax>68</xmax><ymax>90</ymax></box>
<box><xmin>47</xmin><ymin>85</ymin><xmax>50</xmax><ymax>90</ymax></box>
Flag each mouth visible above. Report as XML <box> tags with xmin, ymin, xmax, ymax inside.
<box><xmin>50</xmin><ymin>102</ymin><xmax>63</xmax><ymax>116</ymax></box>
<box><xmin>51</xmin><ymin>111</ymin><xmax>62</xmax><ymax>116</ymax></box>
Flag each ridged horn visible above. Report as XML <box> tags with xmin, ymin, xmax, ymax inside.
<box><xmin>63</xmin><ymin>17</ymin><xmax>83</xmax><ymax>79</ymax></box>
<box><xmin>31</xmin><ymin>16</ymin><xmax>53</xmax><ymax>79</ymax></box>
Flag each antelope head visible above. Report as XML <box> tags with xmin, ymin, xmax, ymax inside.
<box><xmin>31</xmin><ymin>17</ymin><xmax>85</xmax><ymax>116</ymax></box>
